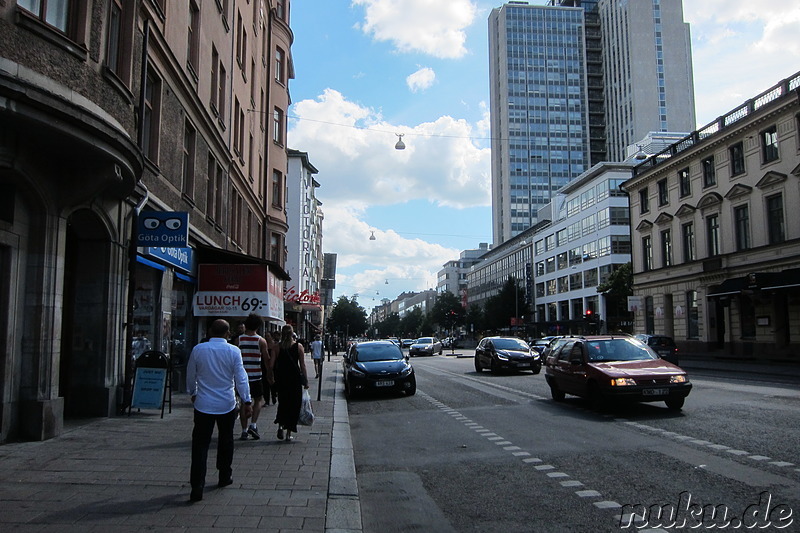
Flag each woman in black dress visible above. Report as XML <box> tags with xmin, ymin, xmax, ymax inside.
<box><xmin>273</xmin><ymin>324</ymin><xmax>309</xmax><ymax>441</ymax></box>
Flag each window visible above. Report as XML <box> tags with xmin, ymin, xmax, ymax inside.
<box><xmin>214</xmin><ymin>163</ymin><xmax>224</xmax><ymax>222</ymax></box>
<box><xmin>535</xmin><ymin>261</ymin><xmax>544</xmax><ymax>276</ymax></box>
<box><xmin>657</xmin><ymin>179</ymin><xmax>668</xmax><ymax>206</ymax></box>
<box><xmin>206</xmin><ymin>153</ymin><xmax>217</xmax><ymax>217</ymax></box>
<box><xmin>706</xmin><ymin>214</ymin><xmax>720</xmax><ymax>256</ymax></box>
<box><xmin>106</xmin><ymin>0</ymin><xmax>123</xmax><ymax>75</ymax></box>
<box><xmin>609</xmin><ymin>207</ymin><xmax>629</xmax><ymax>226</ymax></box>
<box><xmin>273</xmin><ymin>107</ymin><xmax>284</xmax><ymax>145</ymax></box>
<box><xmin>557</xmin><ymin>252</ymin><xmax>567</xmax><ymax>270</ymax></box>
<box><xmin>545</xmin><ymin>257</ymin><xmax>555</xmax><ymax>274</ymax></box>
<box><xmin>678</xmin><ymin>168</ymin><xmax>690</xmax><ymax>197</ymax></box>
<box><xmin>611</xmin><ymin>235</ymin><xmax>631</xmax><ymax>254</ymax></box>
<box><xmin>687</xmin><ymin>291</ymin><xmax>699</xmax><ymax>339</ymax></box>
<box><xmin>642</xmin><ymin>235</ymin><xmax>653</xmax><ymax>271</ymax></box>
<box><xmin>18</xmin><ymin>0</ymin><xmax>72</xmax><ymax>33</ymax></box>
<box><xmin>271</xmin><ymin>170</ymin><xmax>283</xmax><ymax>208</ymax></box>
<box><xmin>639</xmin><ymin>187</ymin><xmax>649</xmax><ymax>214</ymax></box>
<box><xmin>276</xmin><ymin>0</ymin><xmax>286</xmax><ymax>21</ymax></box>
<box><xmin>141</xmin><ymin>68</ymin><xmax>161</xmax><ymax>162</ymax></box>
<box><xmin>210</xmin><ymin>45</ymin><xmax>219</xmax><ymax>113</ymax></box>
<box><xmin>729</xmin><ymin>141</ymin><xmax>745</xmax><ymax>176</ymax></box>
<box><xmin>217</xmin><ymin>62</ymin><xmax>227</xmax><ymax>121</ymax></box>
<box><xmin>236</xmin><ymin>11</ymin><xmax>245</xmax><ymax>67</ymax></box>
<box><xmin>660</xmin><ymin>229</ymin><xmax>672</xmax><ymax>267</ymax></box>
<box><xmin>233</xmin><ymin>98</ymin><xmax>241</xmax><ymax>154</ymax></box>
<box><xmin>187</xmin><ymin>1</ymin><xmax>200</xmax><ymax>73</ymax></box>
<box><xmin>766</xmin><ymin>194</ymin><xmax>785</xmax><ymax>244</ymax></box>
<box><xmin>681</xmin><ymin>222</ymin><xmax>695</xmax><ymax>262</ymax></box>
<box><xmin>733</xmin><ymin>205</ymin><xmax>750</xmax><ymax>251</ymax></box>
<box><xmin>761</xmin><ymin>125</ymin><xmax>779</xmax><ymax>163</ymax></box>
<box><xmin>275</xmin><ymin>47</ymin><xmax>285</xmax><ymax>84</ymax></box>
<box><xmin>702</xmin><ymin>156</ymin><xmax>716</xmax><ymax>187</ymax></box>
<box><xmin>182</xmin><ymin>120</ymin><xmax>196</xmax><ymax>198</ymax></box>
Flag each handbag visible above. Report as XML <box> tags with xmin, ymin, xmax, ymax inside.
<box><xmin>298</xmin><ymin>389</ymin><xmax>315</xmax><ymax>426</ymax></box>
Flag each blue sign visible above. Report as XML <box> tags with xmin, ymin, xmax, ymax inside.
<box><xmin>137</xmin><ymin>211</ymin><xmax>189</xmax><ymax>247</ymax></box>
<box><xmin>131</xmin><ymin>367</ymin><xmax>167</xmax><ymax>409</ymax></box>
<box><xmin>144</xmin><ymin>246</ymin><xmax>194</xmax><ymax>274</ymax></box>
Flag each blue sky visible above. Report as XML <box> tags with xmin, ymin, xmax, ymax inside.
<box><xmin>287</xmin><ymin>0</ymin><xmax>800</xmax><ymax>312</ymax></box>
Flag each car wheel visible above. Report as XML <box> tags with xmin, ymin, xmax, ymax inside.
<box><xmin>490</xmin><ymin>358</ymin><xmax>500</xmax><ymax>374</ymax></box>
<box><xmin>550</xmin><ymin>384</ymin><xmax>565</xmax><ymax>401</ymax></box>
<box><xmin>532</xmin><ymin>364</ymin><xmax>541</xmax><ymax>375</ymax></box>
<box><xmin>588</xmin><ymin>382</ymin><xmax>608</xmax><ymax>411</ymax></box>
<box><xmin>665</xmin><ymin>397</ymin><xmax>684</xmax><ymax>410</ymax></box>
<box><xmin>474</xmin><ymin>356</ymin><xmax>482</xmax><ymax>372</ymax></box>
<box><xmin>344</xmin><ymin>378</ymin><xmax>352</xmax><ymax>399</ymax></box>
<box><xmin>405</xmin><ymin>380</ymin><xmax>417</xmax><ymax>396</ymax></box>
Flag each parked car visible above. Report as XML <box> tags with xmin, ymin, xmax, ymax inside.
<box><xmin>474</xmin><ymin>336</ymin><xmax>541</xmax><ymax>374</ymax></box>
<box><xmin>634</xmin><ymin>334</ymin><xmax>679</xmax><ymax>365</ymax></box>
<box><xmin>544</xmin><ymin>335</ymin><xmax>691</xmax><ymax>410</ymax></box>
<box><xmin>530</xmin><ymin>336</ymin><xmax>558</xmax><ymax>354</ymax></box>
<box><xmin>342</xmin><ymin>340</ymin><xmax>416</xmax><ymax>398</ymax></box>
<box><xmin>409</xmin><ymin>337</ymin><xmax>443</xmax><ymax>356</ymax></box>
<box><xmin>400</xmin><ymin>338</ymin><xmax>415</xmax><ymax>349</ymax></box>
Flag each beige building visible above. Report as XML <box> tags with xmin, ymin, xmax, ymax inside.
<box><xmin>623</xmin><ymin>71</ymin><xmax>800</xmax><ymax>359</ymax></box>
<box><xmin>0</xmin><ymin>0</ymin><xmax>293</xmax><ymax>441</ymax></box>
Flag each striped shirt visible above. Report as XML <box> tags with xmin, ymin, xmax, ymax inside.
<box><xmin>238</xmin><ymin>334</ymin><xmax>263</xmax><ymax>381</ymax></box>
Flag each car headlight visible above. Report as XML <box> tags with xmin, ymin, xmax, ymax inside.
<box><xmin>348</xmin><ymin>368</ymin><xmax>365</xmax><ymax>378</ymax></box>
<box><xmin>495</xmin><ymin>351</ymin><xmax>510</xmax><ymax>361</ymax></box>
<box><xmin>670</xmin><ymin>375</ymin><xmax>687</xmax><ymax>383</ymax></box>
<box><xmin>400</xmin><ymin>366</ymin><xmax>413</xmax><ymax>377</ymax></box>
<box><xmin>611</xmin><ymin>377</ymin><xmax>637</xmax><ymax>386</ymax></box>
<box><xmin>531</xmin><ymin>352</ymin><xmax>540</xmax><ymax>360</ymax></box>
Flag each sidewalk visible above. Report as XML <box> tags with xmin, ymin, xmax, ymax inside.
<box><xmin>0</xmin><ymin>355</ymin><xmax>361</xmax><ymax>533</ymax></box>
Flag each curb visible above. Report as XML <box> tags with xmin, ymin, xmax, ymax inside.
<box><xmin>326</xmin><ymin>362</ymin><xmax>363</xmax><ymax>533</ymax></box>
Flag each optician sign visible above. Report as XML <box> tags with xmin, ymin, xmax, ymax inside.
<box><xmin>193</xmin><ymin>264</ymin><xmax>284</xmax><ymax>320</ymax></box>
<box><xmin>137</xmin><ymin>211</ymin><xmax>189</xmax><ymax>247</ymax></box>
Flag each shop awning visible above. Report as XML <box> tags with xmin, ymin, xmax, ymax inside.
<box><xmin>707</xmin><ymin>277</ymin><xmax>746</xmax><ymax>298</ymax></box>
<box><xmin>761</xmin><ymin>268</ymin><xmax>800</xmax><ymax>291</ymax></box>
<box><xmin>194</xmin><ymin>243</ymin><xmax>290</xmax><ymax>281</ymax></box>
<box><xmin>707</xmin><ymin>272</ymin><xmax>787</xmax><ymax>297</ymax></box>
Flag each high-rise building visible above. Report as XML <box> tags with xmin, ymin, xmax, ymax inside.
<box><xmin>489</xmin><ymin>2</ymin><xmax>591</xmax><ymax>244</ymax></box>
<box><xmin>488</xmin><ymin>0</ymin><xmax>695</xmax><ymax>243</ymax></box>
<box><xmin>600</xmin><ymin>0</ymin><xmax>695</xmax><ymax>161</ymax></box>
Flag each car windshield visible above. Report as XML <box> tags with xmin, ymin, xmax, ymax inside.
<box><xmin>649</xmin><ymin>337</ymin><xmax>676</xmax><ymax>347</ymax></box>
<box><xmin>416</xmin><ymin>338</ymin><xmax>433</xmax><ymax>344</ymax></box>
<box><xmin>586</xmin><ymin>338</ymin><xmax>657</xmax><ymax>362</ymax></box>
<box><xmin>355</xmin><ymin>343</ymin><xmax>404</xmax><ymax>362</ymax></box>
<box><xmin>492</xmin><ymin>338</ymin><xmax>529</xmax><ymax>351</ymax></box>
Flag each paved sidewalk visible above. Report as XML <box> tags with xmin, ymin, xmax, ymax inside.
<box><xmin>0</xmin><ymin>356</ymin><xmax>361</xmax><ymax>533</ymax></box>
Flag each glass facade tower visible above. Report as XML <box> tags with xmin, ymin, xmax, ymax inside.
<box><xmin>489</xmin><ymin>3</ymin><xmax>590</xmax><ymax>243</ymax></box>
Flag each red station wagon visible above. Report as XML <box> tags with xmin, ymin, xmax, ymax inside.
<box><xmin>544</xmin><ymin>335</ymin><xmax>692</xmax><ymax>410</ymax></box>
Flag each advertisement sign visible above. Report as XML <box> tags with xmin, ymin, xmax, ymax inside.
<box><xmin>137</xmin><ymin>211</ymin><xmax>189</xmax><ymax>247</ymax></box>
<box><xmin>193</xmin><ymin>264</ymin><xmax>284</xmax><ymax>320</ymax></box>
<box><xmin>284</xmin><ymin>286</ymin><xmax>321</xmax><ymax>305</ymax></box>
<box><xmin>143</xmin><ymin>246</ymin><xmax>194</xmax><ymax>273</ymax></box>
<box><xmin>131</xmin><ymin>367</ymin><xmax>167</xmax><ymax>409</ymax></box>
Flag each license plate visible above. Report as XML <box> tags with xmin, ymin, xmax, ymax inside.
<box><xmin>643</xmin><ymin>388</ymin><xmax>669</xmax><ymax>396</ymax></box>
<box><xmin>375</xmin><ymin>380</ymin><xmax>394</xmax><ymax>387</ymax></box>
<box><xmin>517</xmin><ymin>362</ymin><xmax>530</xmax><ymax>367</ymax></box>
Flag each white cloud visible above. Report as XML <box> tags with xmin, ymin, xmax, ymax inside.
<box><xmin>288</xmin><ymin>89</ymin><xmax>487</xmax><ymax>299</ymax></box>
<box><xmin>684</xmin><ymin>1</ymin><xmax>800</xmax><ymax>125</ymax></box>
<box><xmin>406</xmin><ymin>67</ymin><xmax>436</xmax><ymax>93</ymax></box>
<box><xmin>352</xmin><ymin>0</ymin><xmax>478</xmax><ymax>59</ymax></box>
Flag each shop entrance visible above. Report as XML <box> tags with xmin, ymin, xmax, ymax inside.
<box><xmin>60</xmin><ymin>209</ymin><xmax>112</xmax><ymax>417</ymax></box>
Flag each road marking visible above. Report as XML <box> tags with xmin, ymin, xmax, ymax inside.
<box><xmin>594</xmin><ymin>501</ymin><xmax>621</xmax><ymax>509</ymax></box>
<box><xmin>576</xmin><ymin>490</ymin><xmax>601</xmax><ymax>497</ymax></box>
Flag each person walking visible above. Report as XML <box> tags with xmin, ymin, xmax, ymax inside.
<box><xmin>264</xmin><ymin>330</ymin><xmax>281</xmax><ymax>405</ymax></box>
<box><xmin>237</xmin><ymin>314</ymin><xmax>270</xmax><ymax>440</ymax></box>
<box><xmin>310</xmin><ymin>334</ymin><xmax>323</xmax><ymax>378</ymax></box>
<box><xmin>273</xmin><ymin>325</ymin><xmax>309</xmax><ymax>442</ymax></box>
<box><xmin>186</xmin><ymin>319</ymin><xmax>251</xmax><ymax>502</ymax></box>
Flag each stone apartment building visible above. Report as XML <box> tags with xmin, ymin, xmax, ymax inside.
<box><xmin>0</xmin><ymin>0</ymin><xmax>293</xmax><ymax>441</ymax></box>
<box><xmin>623</xmin><ymin>71</ymin><xmax>800</xmax><ymax>358</ymax></box>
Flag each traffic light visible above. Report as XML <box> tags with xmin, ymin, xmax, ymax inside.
<box><xmin>584</xmin><ymin>309</ymin><xmax>593</xmax><ymax>321</ymax></box>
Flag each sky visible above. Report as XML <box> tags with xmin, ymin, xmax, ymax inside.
<box><xmin>286</xmin><ymin>0</ymin><xmax>800</xmax><ymax>313</ymax></box>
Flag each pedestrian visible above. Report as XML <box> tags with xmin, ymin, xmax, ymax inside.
<box><xmin>273</xmin><ymin>324</ymin><xmax>309</xmax><ymax>442</ymax></box>
<box><xmin>310</xmin><ymin>334</ymin><xmax>323</xmax><ymax>378</ymax></box>
<box><xmin>264</xmin><ymin>330</ymin><xmax>281</xmax><ymax>405</ymax></box>
<box><xmin>229</xmin><ymin>321</ymin><xmax>246</xmax><ymax>346</ymax></box>
<box><xmin>186</xmin><ymin>319</ymin><xmax>252</xmax><ymax>502</ymax></box>
<box><xmin>237</xmin><ymin>314</ymin><xmax>270</xmax><ymax>441</ymax></box>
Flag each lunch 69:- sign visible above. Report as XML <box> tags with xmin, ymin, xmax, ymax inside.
<box><xmin>193</xmin><ymin>264</ymin><xmax>284</xmax><ymax>320</ymax></box>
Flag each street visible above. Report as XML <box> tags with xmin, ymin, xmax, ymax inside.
<box><xmin>347</xmin><ymin>354</ymin><xmax>800</xmax><ymax>532</ymax></box>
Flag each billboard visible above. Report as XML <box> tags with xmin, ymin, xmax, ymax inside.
<box><xmin>193</xmin><ymin>264</ymin><xmax>284</xmax><ymax>320</ymax></box>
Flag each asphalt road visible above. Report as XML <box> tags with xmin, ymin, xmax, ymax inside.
<box><xmin>346</xmin><ymin>354</ymin><xmax>800</xmax><ymax>532</ymax></box>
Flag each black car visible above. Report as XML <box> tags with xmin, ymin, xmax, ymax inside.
<box><xmin>342</xmin><ymin>340</ymin><xmax>416</xmax><ymax>398</ymax></box>
<box><xmin>474</xmin><ymin>336</ymin><xmax>542</xmax><ymax>374</ymax></box>
<box><xmin>634</xmin><ymin>334</ymin><xmax>679</xmax><ymax>365</ymax></box>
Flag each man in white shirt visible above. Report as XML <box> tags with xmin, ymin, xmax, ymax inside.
<box><xmin>310</xmin><ymin>335</ymin><xmax>323</xmax><ymax>378</ymax></box>
<box><xmin>186</xmin><ymin>319</ymin><xmax>252</xmax><ymax>502</ymax></box>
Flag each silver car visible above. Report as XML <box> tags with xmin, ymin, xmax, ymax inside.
<box><xmin>408</xmin><ymin>337</ymin><xmax>442</xmax><ymax>356</ymax></box>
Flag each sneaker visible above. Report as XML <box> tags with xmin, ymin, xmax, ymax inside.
<box><xmin>277</xmin><ymin>427</ymin><xmax>284</xmax><ymax>440</ymax></box>
<box><xmin>247</xmin><ymin>426</ymin><xmax>260</xmax><ymax>440</ymax></box>
<box><xmin>239</xmin><ymin>431</ymin><xmax>249</xmax><ymax>440</ymax></box>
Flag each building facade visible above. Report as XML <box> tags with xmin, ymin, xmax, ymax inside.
<box><xmin>489</xmin><ymin>2</ymin><xmax>590</xmax><ymax>243</ymax></box>
<box><xmin>0</xmin><ymin>0</ymin><xmax>294</xmax><ymax>442</ymax></box>
<box><xmin>623</xmin><ymin>71</ymin><xmax>800</xmax><ymax>358</ymax></box>
<box><xmin>436</xmin><ymin>243</ymin><xmax>490</xmax><ymax>304</ymax></box>
<box><xmin>489</xmin><ymin>0</ymin><xmax>695</xmax><ymax>243</ymax></box>
<box><xmin>599</xmin><ymin>0</ymin><xmax>695</xmax><ymax>161</ymax></box>
<box><xmin>285</xmin><ymin>149</ymin><xmax>323</xmax><ymax>341</ymax></box>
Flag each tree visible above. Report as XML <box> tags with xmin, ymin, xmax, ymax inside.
<box><xmin>483</xmin><ymin>277</ymin><xmax>524</xmax><ymax>331</ymax></box>
<box><xmin>326</xmin><ymin>296</ymin><xmax>369</xmax><ymax>338</ymax></box>
<box><xmin>596</xmin><ymin>262</ymin><xmax>634</xmax><ymax>331</ymax></box>
<box><xmin>374</xmin><ymin>312</ymin><xmax>401</xmax><ymax>338</ymax></box>
<box><xmin>399</xmin><ymin>307</ymin><xmax>425</xmax><ymax>338</ymax></box>
<box><xmin>430</xmin><ymin>291</ymin><xmax>465</xmax><ymax>331</ymax></box>
<box><xmin>465</xmin><ymin>304</ymin><xmax>485</xmax><ymax>336</ymax></box>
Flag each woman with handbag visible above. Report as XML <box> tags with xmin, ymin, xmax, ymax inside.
<box><xmin>273</xmin><ymin>324</ymin><xmax>309</xmax><ymax>441</ymax></box>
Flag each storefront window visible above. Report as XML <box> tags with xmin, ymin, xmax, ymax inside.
<box><xmin>132</xmin><ymin>264</ymin><xmax>160</xmax><ymax>360</ymax></box>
